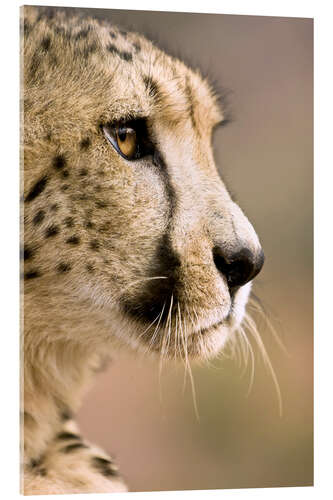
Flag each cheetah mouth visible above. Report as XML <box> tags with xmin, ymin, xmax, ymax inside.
<box><xmin>119</xmin><ymin>283</ymin><xmax>251</xmax><ymax>359</ymax></box>
<box><xmin>191</xmin><ymin>296</ymin><xmax>236</xmax><ymax>337</ymax></box>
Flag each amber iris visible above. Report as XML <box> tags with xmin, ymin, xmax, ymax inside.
<box><xmin>116</xmin><ymin>127</ymin><xmax>137</xmax><ymax>159</ymax></box>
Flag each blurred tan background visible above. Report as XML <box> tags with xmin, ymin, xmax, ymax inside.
<box><xmin>59</xmin><ymin>8</ymin><xmax>312</xmax><ymax>492</ymax></box>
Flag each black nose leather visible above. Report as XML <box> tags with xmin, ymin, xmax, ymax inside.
<box><xmin>213</xmin><ymin>246</ymin><xmax>264</xmax><ymax>290</ymax></box>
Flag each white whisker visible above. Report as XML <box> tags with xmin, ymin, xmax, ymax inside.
<box><xmin>237</xmin><ymin>325</ymin><xmax>255</xmax><ymax>396</ymax></box>
<box><xmin>137</xmin><ymin>312</ymin><xmax>162</xmax><ymax>342</ymax></box>
<box><xmin>243</xmin><ymin>312</ymin><xmax>283</xmax><ymax>416</ymax></box>
<box><xmin>248</xmin><ymin>297</ymin><xmax>289</xmax><ymax>357</ymax></box>
<box><xmin>159</xmin><ymin>294</ymin><xmax>173</xmax><ymax>383</ymax></box>
<box><xmin>179</xmin><ymin>304</ymin><xmax>200</xmax><ymax>420</ymax></box>
<box><xmin>148</xmin><ymin>301</ymin><xmax>166</xmax><ymax>351</ymax></box>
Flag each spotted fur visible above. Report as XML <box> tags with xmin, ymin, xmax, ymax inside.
<box><xmin>22</xmin><ymin>6</ymin><xmax>264</xmax><ymax>494</ymax></box>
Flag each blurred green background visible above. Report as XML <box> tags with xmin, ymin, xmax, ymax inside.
<box><xmin>70</xmin><ymin>8</ymin><xmax>313</xmax><ymax>492</ymax></box>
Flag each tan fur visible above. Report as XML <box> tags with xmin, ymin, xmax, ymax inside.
<box><xmin>22</xmin><ymin>6</ymin><xmax>263</xmax><ymax>494</ymax></box>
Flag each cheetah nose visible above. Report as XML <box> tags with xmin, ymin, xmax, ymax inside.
<box><xmin>212</xmin><ymin>245</ymin><xmax>264</xmax><ymax>290</ymax></box>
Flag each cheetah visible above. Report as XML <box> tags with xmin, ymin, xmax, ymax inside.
<box><xmin>22</xmin><ymin>6</ymin><xmax>265</xmax><ymax>495</ymax></box>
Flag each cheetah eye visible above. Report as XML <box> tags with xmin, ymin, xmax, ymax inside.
<box><xmin>102</xmin><ymin>119</ymin><xmax>153</xmax><ymax>161</ymax></box>
<box><xmin>116</xmin><ymin>126</ymin><xmax>137</xmax><ymax>158</ymax></box>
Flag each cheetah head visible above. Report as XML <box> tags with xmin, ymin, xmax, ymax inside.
<box><xmin>23</xmin><ymin>8</ymin><xmax>264</xmax><ymax>363</ymax></box>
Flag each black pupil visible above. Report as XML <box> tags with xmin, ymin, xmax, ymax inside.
<box><xmin>118</xmin><ymin>129</ymin><xmax>127</xmax><ymax>142</ymax></box>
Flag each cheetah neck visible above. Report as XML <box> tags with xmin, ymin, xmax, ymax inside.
<box><xmin>23</xmin><ymin>290</ymin><xmax>112</xmax><ymax>464</ymax></box>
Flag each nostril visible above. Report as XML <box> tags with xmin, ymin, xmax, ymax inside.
<box><xmin>213</xmin><ymin>246</ymin><xmax>264</xmax><ymax>290</ymax></box>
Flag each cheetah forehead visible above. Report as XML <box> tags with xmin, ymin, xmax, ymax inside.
<box><xmin>23</xmin><ymin>6</ymin><xmax>223</xmax><ymax>132</ymax></box>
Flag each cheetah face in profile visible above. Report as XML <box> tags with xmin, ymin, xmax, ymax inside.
<box><xmin>23</xmin><ymin>9</ymin><xmax>264</xmax><ymax>362</ymax></box>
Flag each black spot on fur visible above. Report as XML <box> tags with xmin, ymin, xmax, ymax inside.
<box><xmin>23</xmin><ymin>19</ymin><xmax>31</xmax><ymax>37</ymax></box>
<box><xmin>38</xmin><ymin>468</ymin><xmax>47</xmax><ymax>477</ymax></box>
<box><xmin>66</xmin><ymin>236</ymin><xmax>80</xmax><ymax>245</ymax></box>
<box><xmin>143</xmin><ymin>76</ymin><xmax>160</xmax><ymax>100</ymax></box>
<box><xmin>33</xmin><ymin>209</ymin><xmax>45</xmax><ymax>225</ymax></box>
<box><xmin>61</xmin><ymin>184</ymin><xmax>69</xmax><ymax>191</ymax></box>
<box><xmin>24</xmin><ymin>270</ymin><xmax>40</xmax><ymax>280</ymax></box>
<box><xmin>83</xmin><ymin>43</ymin><xmax>98</xmax><ymax>58</ymax></box>
<box><xmin>79</xmin><ymin>168</ymin><xmax>88</xmax><ymax>177</ymax></box>
<box><xmin>61</xmin><ymin>410</ymin><xmax>73</xmax><ymax>421</ymax></box>
<box><xmin>90</xmin><ymin>240</ymin><xmax>100</xmax><ymax>251</ymax></box>
<box><xmin>106</xmin><ymin>43</ymin><xmax>119</xmax><ymax>55</ymax></box>
<box><xmin>57</xmin><ymin>432</ymin><xmax>81</xmax><ymax>441</ymax></box>
<box><xmin>64</xmin><ymin>217</ymin><xmax>74</xmax><ymax>228</ymax></box>
<box><xmin>22</xmin><ymin>245</ymin><xmax>34</xmax><ymax>261</ymax></box>
<box><xmin>36</xmin><ymin>8</ymin><xmax>56</xmax><ymax>22</ymax></box>
<box><xmin>185</xmin><ymin>77</ymin><xmax>197</xmax><ymax>130</ymax></box>
<box><xmin>45</xmin><ymin>225</ymin><xmax>59</xmax><ymax>238</ymax></box>
<box><xmin>133</xmin><ymin>42</ymin><xmax>141</xmax><ymax>52</ymax></box>
<box><xmin>50</xmin><ymin>203</ymin><xmax>58</xmax><ymax>211</ymax></box>
<box><xmin>121</xmin><ymin>51</ymin><xmax>132</xmax><ymax>62</ymax></box>
<box><xmin>41</xmin><ymin>36</ymin><xmax>51</xmax><ymax>51</ymax></box>
<box><xmin>30</xmin><ymin>456</ymin><xmax>44</xmax><ymax>469</ymax></box>
<box><xmin>25</xmin><ymin>176</ymin><xmax>48</xmax><ymax>202</ymax></box>
<box><xmin>74</xmin><ymin>27</ymin><xmax>91</xmax><ymax>40</ymax></box>
<box><xmin>57</xmin><ymin>262</ymin><xmax>71</xmax><ymax>273</ymax></box>
<box><xmin>52</xmin><ymin>154</ymin><xmax>66</xmax><ymax>170</ymax></box>
<box><xmin>95</xmin><ymin>200</ymin><xmax>108</xmax><ymax>208</ymax></box>
<box><xmin>62</xmin><ymin>170</ymin><xmax>69</xmax><ymax>178</ymax></box>
<box><xmin>54</xmin><ymin>25</ymin><xmax>71</xmax><ymax>39</ymax></box>
<box><xmin>92</xmin><ymin>456</ymin><xmax>118</xmax><ymax>477</ymax></box>
<box><xmin>84</xmin><ymin>220</ymin><xmax>94</xmax><ymax>229</ymax></box>
<box><xmin>61</xmin><ymin>443</ymin><xmax>88</xmax><ymax>453</ymax></box>
<box><xmin>23</xmin><ymin>411</ymin><xmax>36</xmax><ymax>425</ymax></box>
<box><xmin>110</xmin><ymin>30</ymin><xmax>117</xmax><ymax>39</ymax></box>
<box><xmin>107</xmin><ymin>43</ymin><xmax>132</xmax><ymax>61</ymax></box>
<box><xmin>24</xmin><ymin>98</ymin><xmax>32</xmax><ymax>111</ymax></box>
<box><xmin>46</xmin><ymin>131</ymin><xmax>52</xmax><ymax>142</ymax></box>
<box><xmin>29</xmin><ymin>50</ymin><xmax>41</xmax><ymax>79</ymax></box>
<box><xmin>80</xmin><ymin>137</ymin><xmax>91</xmax><ymax>150</ymax></box>
<box><xmin>86</xmin><ymin>263</ymin><xmax>94</xmax><ymax>273</ymax></box>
